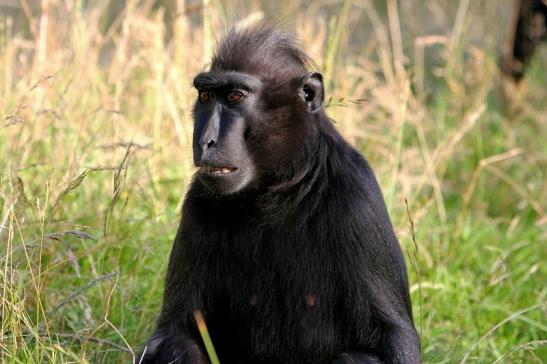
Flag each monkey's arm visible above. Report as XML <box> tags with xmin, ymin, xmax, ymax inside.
<box><xmin>366</xmin><ymin>227</ymin><xmax>421</xmax><ymax>364</ymax></box>
<box><xmin>137</xmin><ymin>329</ymin><xmax>209</xmax><ymax>364</ymax></box>
<box><xmin>362</xmin><ymin>232</ymin><xmax>421</xmax><ymax>364</ymax></box>
<box><xmin>137</xmin><ymin>201</ymin><xmax>212</xmax><ymax>364</ymax></box>
<box><xmin>336</xmin><ymin>187</ymin><xmax>421</xmax><ymax>364</ymax></box>
<box><xmin>331</xmin><ymin>352</ymin><xmax>382</xmax><ymax>363</ymax></box>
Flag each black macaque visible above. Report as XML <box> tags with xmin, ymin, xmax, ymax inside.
<box><xmin>137</xmin><ymin>24</ymin><xmax>420</xmax><ymax>364</ymax></box>
<box><xmin>502</xmin><ymin>0</ymin><xmax>547</xmax><ymax>81</ymax></box>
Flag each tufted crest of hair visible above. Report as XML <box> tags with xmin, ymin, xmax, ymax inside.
<box><xmin>211</xmin><ymin>23</ymin><xmax>312</xmax><ymax>81</ymax></box>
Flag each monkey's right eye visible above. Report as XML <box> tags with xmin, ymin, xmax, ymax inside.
<box><xmin>199</xmin><ymin>91</ymin><xmax>212</xmax><ymax>103</ymax></box>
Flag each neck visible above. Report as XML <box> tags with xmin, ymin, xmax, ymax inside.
<box><xmin>256</xmin><ymin>119</ymin><xmax>343</xmax><ymax>219</ymax></box>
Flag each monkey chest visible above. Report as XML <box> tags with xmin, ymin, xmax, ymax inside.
<box><xmin>204</xmin><ymin>247</ymin><xmax>349</xmax><ymax>363</ymax></box>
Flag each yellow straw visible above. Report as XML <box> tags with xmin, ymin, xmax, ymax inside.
<box><xmin>193</xmin><ymin>310</ymin><xmax>220</xmax><ymax>364</ymax></box>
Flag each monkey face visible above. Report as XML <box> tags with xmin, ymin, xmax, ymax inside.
<box><xmin>192</xmin><ymin>71</ymin><xmax>261</xmax><ymax>195</ymax></box>
<box><xmin>192</xmin><ymin>65</ymin><xmax>324</xmax><ymax>196</ymax></box>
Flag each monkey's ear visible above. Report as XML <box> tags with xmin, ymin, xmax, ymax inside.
<box><xmin>299</xmin><ymin>72</ymin><xmax>324</xmax><ymax>113</ymax></box>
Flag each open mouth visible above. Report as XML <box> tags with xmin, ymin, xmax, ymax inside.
<box><xmin>200</xmin><ymin>166</ymin><xmax>238</xmax><ymax>175</ymax></box>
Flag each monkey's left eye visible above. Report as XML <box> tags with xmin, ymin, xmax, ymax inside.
<box><xmin>226</xmin><ymin>90</ymin><xmax>245</xmax><ymax>104</ymax></box>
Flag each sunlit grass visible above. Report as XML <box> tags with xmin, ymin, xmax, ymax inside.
<box><xmin>1</xmin><ymin>1</ymin><xmax>545</xmax><ymax>363</ymax></box>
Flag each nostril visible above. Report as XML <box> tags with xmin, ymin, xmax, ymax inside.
<box><xmin>207</xmin><ymin>140</ymin><xmax>215</xmax><ymax>148</ymax></box>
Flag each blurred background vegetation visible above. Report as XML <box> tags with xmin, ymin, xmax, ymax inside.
<box><xmin>0</xmin><ymin>0</ymin><xmax>545</xmax><ymax>363</ymax></box>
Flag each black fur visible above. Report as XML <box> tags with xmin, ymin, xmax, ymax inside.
<box><xmin>137</xmin><ymin>24</ymin><xmax>420</xmax><ymax>364</ymax></box>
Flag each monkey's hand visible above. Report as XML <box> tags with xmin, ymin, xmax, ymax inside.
<box><xmin>135</xmin><ymin>331</ymin><xmax>209</xmax><ymax>364</ymax></box>
<box><xmin>331</xmin><ymin>352</ymin><xmax>382</xmax><ymax>364</ymax></box>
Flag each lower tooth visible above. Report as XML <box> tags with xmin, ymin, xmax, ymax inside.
<box><xmin>205</xmin><ymin>168</ymin><xmax>232</xmax><ymax>174</ymax></box>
